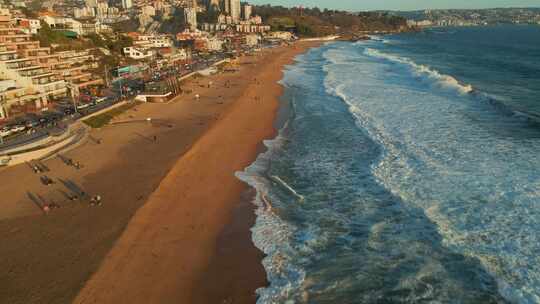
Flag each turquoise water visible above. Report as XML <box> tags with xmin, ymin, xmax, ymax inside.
<box><xmin>238</xmin><ymin>26</ymin><xmax>540</xmax><ymax>303</ymax></box>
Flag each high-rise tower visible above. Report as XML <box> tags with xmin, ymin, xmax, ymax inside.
<box><xmin>229</xmin><ymin>0</ymin><xmax>240</xmax><ymax>22</ymax></box>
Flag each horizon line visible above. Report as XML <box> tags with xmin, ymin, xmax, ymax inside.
<box><xmin>251</xmin><ymin>4</ymin><xmax>540</xmax><ymax>12</ymax></box>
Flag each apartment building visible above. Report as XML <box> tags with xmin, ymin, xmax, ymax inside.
<box><xmin>0</xmin><ymin>25</ymin><xmax>66</xmax><ymax>117</ymax></box>
<box><xmin>123</xmin><ymin>47</ymin><xmax>155</xmax><ymax>60</ymax></box>
<box><xmin>132</xmin><ymin>34</ymin><xmax>173</xmax><ymax>48</ymax></box>
<box><xmin>41</xmin><ymin>16</ymin><xmax>113</xmax><ymax>36</ymax></box>
<box><xmin>0</xmin><ymin>11</ymin><xmax>103</xmax><ymax>118</ymax></box>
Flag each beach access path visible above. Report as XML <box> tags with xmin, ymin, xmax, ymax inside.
<box><xmin>0</xmin><ymin>42</ymin><xmax>319</xmax><ymax>304</ymax></box>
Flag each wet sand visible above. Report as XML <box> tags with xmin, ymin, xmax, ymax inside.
<box><xmin>0</xmin><ymin>42</ymin><xmax>318</xmax><ymax>304</ymax></box>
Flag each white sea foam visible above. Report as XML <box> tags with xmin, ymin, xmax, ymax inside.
<box><xmin>321</xmin><ymin>44</ymin><xmax>540</xmax><ymax>304</ymax></box>
<box><xmin>363</xmin><ymin>47</ymin><xmax>474</xmax><ymax>94</ymax></box>
<box><xmin>236</xmin><ymin>124</ymin><xmax>308</xmax><ymax>303</ymax></box>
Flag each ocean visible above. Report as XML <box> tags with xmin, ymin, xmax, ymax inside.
<box><xmin>237</xmin><ymin>25</ymin><xmax>540</xmax><ymax>304</ymax></box>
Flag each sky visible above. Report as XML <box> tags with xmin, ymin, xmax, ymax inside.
<box><xmin>247</xmin><ymin>0</ymin><xmax>540</xmax><ymax>11</ymax></box>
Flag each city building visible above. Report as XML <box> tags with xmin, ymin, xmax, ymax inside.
<box><xmin>122</xmin><ymin>0</ymin><xmax>132</xmax><ymax>10</ymax></box>
<box><xmin>244</xmin><ymin>34</ymin><xmax>258</xmax><ymax>46</ymax></box>
<box><xmin>14</xmin><ymin>18</ymin><xmax>41</xmax><ymax>34</ymax></box>
<box><xmin>141</xmin><ymin>5</ymin><xmax>156</xmax><ymax>17</ymax></box>
<box><xmin>242</xmin><ymin>4</ymin><xmax>252</xmax><ymax>21</ymax></box>
<box><xmin>266</xmin><ymin>31</ymin><xmax>294</xmax><ymax>40</ymax></box>
<box><xmin>123</xmin><ymin>47</ymin><xmax>155</xmax><ymax>60</ymax></box>
<box><xmin>41</xmin><ymin>16</ymin><xmax>112</xmax><ymax>36</ymax></box>
<box><xmin>206</xmin><ymin>37</ymin><xmax>224</xmax><ymax>51</ymax></box>
<box><xmin>187</xmin><ymin>0</ymin><xmax>198</xmax><ymax>9</ymax></box>
<box><xmin>132</xmin><ymin>34</ymin><xmax>174</xmax><ymax>48</ymax></box>
<box><xmin>0</xmin><ymin>9</ymin><xmax>107</xmax><ymax>118</ymax></box>
<box><xmin>223</xmin><ymin>0</ymin><xmax>230</xmax><ymax>14</ymax></box>
<box><xmin>235</xmin><ymin>23</ymin><xmax>270</xmax><ymax>33</ymax></box>
<box><xmin>229</xmin><ymin>0</ymin><xmax>241</xmax><ymax>22</ymax></box>
<box><xmin>184</xmin><ymin>7</ymin><xmax>197</xmax><ymax>30</ymax></box>
<box><xmin>207</xmin><ymin>0</ymin><xmax>220</xmax><ymax>11</ymax></box>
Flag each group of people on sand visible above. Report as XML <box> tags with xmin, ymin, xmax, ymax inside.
<box><xmin>63</xmin><ymin>157</ymin><xmax>83</xmax><ymax>170</ymax></box>
<box><xmin>33</xmin><ymin>154</ymin><xmax>104</xmax><ymax>214</ymax></box>
<box><xmin>41</xmin><ymin>191</ymin><xmax>103</xmax><ymax>214</ymax></box>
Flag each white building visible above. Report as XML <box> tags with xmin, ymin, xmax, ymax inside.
<box><xmin>122</xmin><ymin>0</ymin><xmax>132</xmax><ymax>9</ymax></box>
<box><xmin>245</xmin><ymin>34</ymin><xmax>258</xmax><ymax>46</ymax></box>
<box><xmin>184</xmin><ymin>7</ymin><xmax>197</xmax><ymax>30</ymax></box>
<box><xmin>133</xmin><ymin>35</ymin><xmax>173</xmax><ymax>48</ymax></box>
<box><xmin>74</xmin><ymin>6</ymin><xmax>95</xmax><ymax>18</ymax></box>
<box><xmin>267</xmin><ymin>31</ymin><xmax>294</xmax><ymax>40</ymax></box>
<box><xmin>141</xmin><ymin>5</ymin><xmax>156</xmax><ymax>16</ymax></box>
<box><xmin>242</xmin><ymin>4</ymin><xmax>252</xmax><ymax>21</ymax></box>
<box><xmin>206</xmin><ymin>37</ymin><xmax>224</xmax><ymax>51</ymax></box>
<box><xmin>230</xmin><ymin>0</ymin><xmax>241</xmax><ymax>22</ymax></box>
<box><xmin>123</xmin><ymin>47</ymin><xmax>154</xmax><ymax>60</ymax></box>
<box><xmin>15</xmin><ymin>18</ymin><xmax>41</xmax><ymax>34</ymax></box>
<box><xmin>407</xmin><ymin>20</ymin><xmax>433</xmax><ymax>27</ymax></box>
<box><xmin>41</xmin><ymin>16</ymin><xmax>111</xmax><ymax>35</ymax></box>
<box><xmin>85</xmin><ymin>0</ymin><xmax>98</xmax><ymax>7</ymax></box>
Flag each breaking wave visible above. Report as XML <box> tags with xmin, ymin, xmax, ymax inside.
<box><xmin>363</xmin><ymin>47</ymin><xmax>474</xmax><ymax>94</ymax></box>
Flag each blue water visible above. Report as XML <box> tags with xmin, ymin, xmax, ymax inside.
<box><xmin>237</xmin><ymin>26</ymin><xmax>540</xmax><ymax>303</ymax></box>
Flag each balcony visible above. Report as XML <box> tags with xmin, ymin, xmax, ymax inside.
<box><xmin>33</xmin><ymin>75</ymin><xmax>60</xmax><ymax>85</ymax></box>
<box><xmin>0</xmin><ymin>51</ymin><xmax>18</xmax><ymax>61</ymax></box>
<box><xmin>18</xmin><ymin>67</ymin><xmax>49</xmax><ymax>77</ymax></box>
<box><xmin>74</xmin><ymin>78</ymin><xmax>104</xmax><ymax>88</ymax></box>
<box><xmin>1</xmin><ymin>37</ymin><xmax>32</xmax><ymax>44</ymax></box>
<box><xmin>22</xmin><ymin>48</ymin><xmax>52</xmax><ymax>57</ymax></box>
<box><xmin>58</xmin><ymin>65</ymin><xmax>87</xmax><ymax>76</ymax></box>
<box><xmin>31</xmin><ymin>72</ymin><xmax>56</xmax><ymax>80</ymax></box>
<box><xmin>7</xmin><ymin>41</ymin><xmax>40</xmax><ymax>50</ymax></box>
<box><xmin>6</xmin><ymin>59</ymin><xmax>37</xmax><ymax>70</ymax></box>
<box><xmin>37</xmin><ymin>80</ymin><xmax>66</xmax><ymax>93</ymax></box>
<box><xmin>0</xmin><ymin>28</ymin><xmax>25</xmax><ymax>36</ymax></box>
<box><xmin>66</xmin><ymin>72</ymin><xmax>92</xmax><ymax>82</ymax></box>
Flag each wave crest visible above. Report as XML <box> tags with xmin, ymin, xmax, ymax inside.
<box><xmin>364</xmin><ymin>48</ymin><xmax>474</xmax><ymax>94</ymax></box>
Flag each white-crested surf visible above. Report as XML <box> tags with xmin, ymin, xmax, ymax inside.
<box><xmin>238</xmin><ymin>25</ymin><xmax>540</xmax><ymax>303</ymax></box>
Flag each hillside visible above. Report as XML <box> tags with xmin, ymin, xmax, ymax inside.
<box><xmin>254</xmin><ymin>5</ymin><xmax>410</xmax><ymax>37</ymax></box>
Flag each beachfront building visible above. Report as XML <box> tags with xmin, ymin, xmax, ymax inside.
<box><xmin>0</xmin><ymin>20</ymin><xmax>67</xmax><ymax>116</ymax></box>
<box><xmin>206</xmin><ymin>37</ymin><xmax>224</xmax><ymax>51</ymax></box>
<box><xmin>199</xmin><ymin>23</ymin><xmax>229</xmax><ymax>32</ymax></box>
<box><xmin>244</xmin><ymin>34</ymin><xmax>258</xmax><ymax>46</ymax></box>
<box><xmin>235</xmin><ymin>23</ymin><xmax>270</xmax><ymax>33</ymax></box>
<box><xmin>0</xmin><ymin>10</ymin><xmax>105</xmax><ymax>118</ymax></box>
<box><xmin>266</xmin><ymin>31</ymin><xmax>294</xmax><ymax>41</ymax></box>
<box><xmin>52</xmin><ymin>50</ymin><xmax>104</xmax><ymax>92</ymax></box>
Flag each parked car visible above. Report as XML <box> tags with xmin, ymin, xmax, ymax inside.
<box><xmin>0</xmin><ymin>126</ymin><xmax>12</xmax><ymax>137</ymax></box>
<box><xmin>9</xmin><ymin>124</ymin><xmax>26</xmax><ymax>133</ymax></box>
<box><xmin>93</xmin><ymin>97</ymin><xmax>107</xmax><ymax>105</ymax></box>
<box><xmin>76</xmin><ymin>103</ymin><xmax>91</xmax><ymax>110</ymax></box>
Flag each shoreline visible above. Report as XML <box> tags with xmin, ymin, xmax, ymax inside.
<box><xmin>72</xmin><ymin>42</ymin><xmax>319</xmax><ymax>304</ymax></box>
<box><xmin>0</xmin><ymin>42</ymin><xmax>319</xmax><ymax>304</ymax></box>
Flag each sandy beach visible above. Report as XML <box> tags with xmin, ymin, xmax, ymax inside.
<box><xmin>0</xmin><ymin>41</ymin><xmax>318</xmax><ymax>304</ymax></box>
